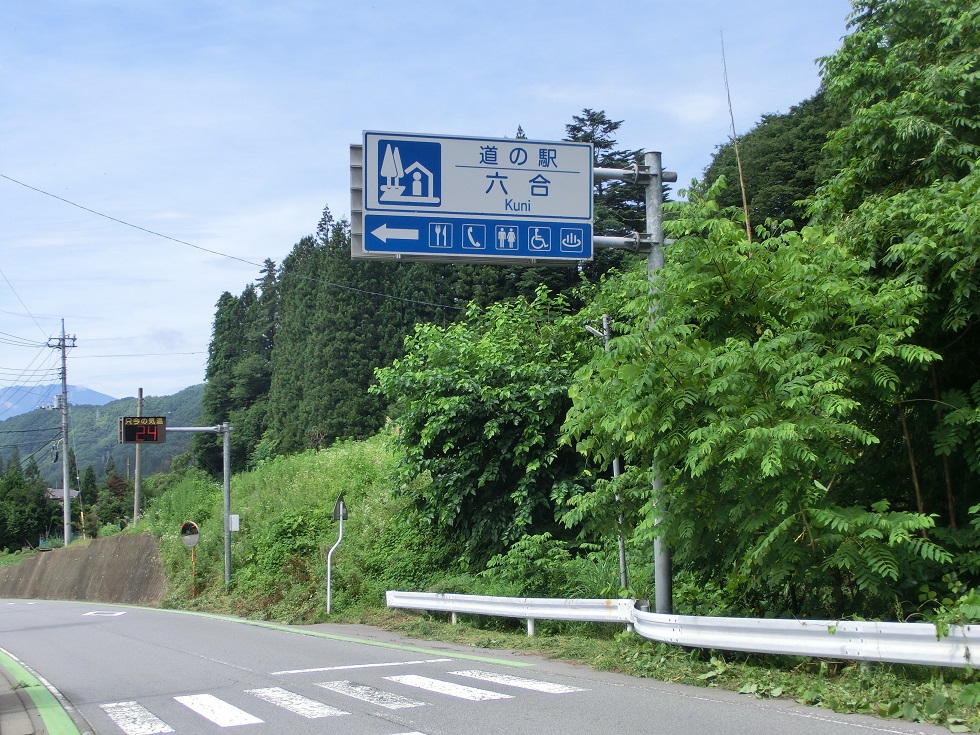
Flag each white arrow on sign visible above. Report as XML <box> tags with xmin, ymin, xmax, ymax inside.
<box><xmin>371</xmin><ymin>223</ymin><xmax>419</xmax><ymax>242</ymax></box>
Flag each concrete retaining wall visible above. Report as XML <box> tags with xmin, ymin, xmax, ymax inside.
<box><xmin>0</xmin><ymin>533</ymin><xmax>166</xmax><ymax>606</ymax></box>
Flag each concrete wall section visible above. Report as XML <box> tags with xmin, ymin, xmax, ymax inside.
<box><xmin>0</xmin><ymin>533</ymin><xmax>166</xmax><ymax>606</ymax></box>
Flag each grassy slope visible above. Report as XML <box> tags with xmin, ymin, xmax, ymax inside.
<box><xmin>132</xmin><ymin>431</ymin><xmax>980</xmax><ymax>733</ymax></box>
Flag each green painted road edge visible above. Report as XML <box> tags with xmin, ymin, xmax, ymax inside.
<box><xmin>0</xmin><ymin>646</ymin><xmax>81</xmax><ymax>735</ymax></box>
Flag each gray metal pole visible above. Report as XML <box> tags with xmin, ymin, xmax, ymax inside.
<box><xmin>326</xmin><ymin>515</ymin><xmax>344</xmax><ymax>615</ymax></box>
<box><xmin>222</xmin><ymin>422</ymin><xmax>231</xmax><ymax>586</ymax></box>
<box><xmin>133</xmin><ymin>388</ymin><xmax>143</xmax><ymax>523</ymax></box>
<box><xmin>646</xmin><ymin>152</ymin><xmax>673</xmax><ymax>614</ymax></box>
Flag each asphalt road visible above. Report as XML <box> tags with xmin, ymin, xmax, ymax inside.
<box><xmin>0</xmin><ymin>600</ymin><xmax>948</xmax><ymax>735</ymax></box>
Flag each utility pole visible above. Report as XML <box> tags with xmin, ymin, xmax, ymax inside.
<box><xmin>47</xmin><ymin>320</ymin><xmax>76</xmax><ymax>545</ymax></box>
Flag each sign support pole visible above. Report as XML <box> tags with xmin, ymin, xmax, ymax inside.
<box><xmin>326</xmin><ymin>494</ymin><xmax>348</xmax><ymax>615</ymax></box>
<box><xmin>326</xmin><ymin>515</ymin><xmax>342</xmax><ymax>615</ymax></box>
<box><xmin>222</xmin><ymin>422</ymin><xmax>231</xmax><ymax>586</ymax></box>
<box><xmin>167</xmin><ymin>424</ymin><xmax>233</xmax><ymax>585</ymax></box>
<box><xmin>645</xmin><ymin>151</ymin><xmax>672</xmax><ymax>615</ymax></box>
<box><xmin>133</xmin><ymin>388</ymin><xmax>143</xmax><ymax>523</ymax></box>
<box><xmin>593</xmin><ymin>155</ymin><xmax>676</xmax><ymax>613</ymax></box>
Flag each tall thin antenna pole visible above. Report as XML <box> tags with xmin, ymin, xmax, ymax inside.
<box><xmin>721</xmin><ymin>29</ymin><xmax>753</xmax><ymax>244</ymax></box>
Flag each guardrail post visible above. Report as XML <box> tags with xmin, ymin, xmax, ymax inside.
<box><xmin>527</xmin><ymin>618</ymin><xmax>535</xmax><ymax>636</ymax></box>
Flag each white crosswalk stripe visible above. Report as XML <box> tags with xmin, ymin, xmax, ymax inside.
<box><xmin>385</xmin><ymin>674</ymin><xmax>513</xmax><ymax>701</ymax></box>
<box><xmin>316</xmin><ymin>679</ymin><xmax>428</xmax><ymax>709</ymax></box>
<box><xmin>173</xmin><ymin>693</ymin><xmax>264</xmax><ymax>726</ymax></box>
<box><xmin>100</xmin><ymin>702</ymin><xmax>174</xmax><ymax>735</ymax></box>
<box><xmin>246</xmin><ymin>687</ymin><xmax>350</xmax><ymax>718</ymax></box>
<box><xmin>99</xmin><ymin>670</ymin><xmax>584</xmax><ymax>732</ymax></box>
<box><xmin>450</xmin><ymin>669</ymin><xmax>588</xmax><ymax>693</ymax></box>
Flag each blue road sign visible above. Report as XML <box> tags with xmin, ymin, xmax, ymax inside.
<box><xmin>364</xmin><ymin>213</ymin><xmax>590</xmax><ymax>259</ymax></box>
<box><xmin>358</xmin><ymin>131</ymin><xmax>593</xmax><ymax>263</ymax></box>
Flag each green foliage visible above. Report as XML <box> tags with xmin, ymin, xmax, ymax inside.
<box><xmin>264</xmin><ymin>216</ymin><xmax>460</xmax><ymax>458</ymax></box>
<box><xmin>93</xmin><ymin>470</ymin><xmax>132</xmax><ymax>529</ymax></box>
<box><xmin>564</xmin><ymin>181</ymin><xmax>944</xmax><ymax>617</ymax></box>
<box><xmin>0</xmin><ymin>460</ymin><xmax>52</xmax><ymax>550</ymax></box>
<box><xmin>702</xmin><ymin>91</ymin><xmax>846</xmax><ymax>228</ymax></box>
<box><xmin>196</xmin><ymin>265</ymin><xmax>276</xmax><ymax>474</ymax></box>
<box><xmin>816</xmin><ymin>0</ymin><xmax>980</xmax><ymax>212</ymax></box>
<box><xmin>374</xmin><ymin>286</ymin><xmax>594</xmax><ymax>565</ymax></box>
<box><xmin>481</xmin><ymin>533</ymin><xmax>574</xmax><ymax>597</ymax></box>
<box><xmin>98</xmin><ymin>523</ymin><xmax>123</xmax><ymax>538</ymax></box>
<box><xmin>932</xmin><ymin>385</ymin><xmax>980</xmax><ymax>474</ymax></box>
<box><xmin>810</xmin><ymin>0</ymin><xmax>980</xmax><ymax>536</ymax></box>
<box><xmin>811</xmin><ymin>499</ymin><xmax>951</xmax><ymax>585</ymax></box>
<box><xmin>0</xmin><ymin>386</ymin><xmax>203</xmax><ymax>489</ymax></box>
<box><xmin>144</xmin><ymin>433</ymin><xmax>450</xmax><ymax>621</ymax></box>
<box><xmin>144</xmin><ymin>468</ymin><xmax>221</xmax><ymax>531</ymax></box>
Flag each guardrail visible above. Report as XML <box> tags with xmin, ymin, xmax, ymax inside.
<box><xmin>386</xmin><ymin>591</ymin><xmax>635</xmax><ymax>635</ymax></box>
<box><xmin>386</xmin><ymin>590</ymin><xmax>977</xmax><ymax>668</ymax></box>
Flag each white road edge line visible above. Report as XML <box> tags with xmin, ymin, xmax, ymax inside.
<box><xmin>271</xmin><ymin>657</ymin><xmax>451</xmax><ymax>675</ymax></box>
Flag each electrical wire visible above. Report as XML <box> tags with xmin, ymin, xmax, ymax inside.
<box><xmin>0</xmin><ymin>172</ymin><xmax>464</xmax><ymax>312</ymax></box>
<box><xmin>0</xmin><ymin>346</ymin><xmax>62</xmax><ymax>421</ymax></box>
<box><xmin>0</xmin><ymin>267</ymin><xmax>47</xmax><ymax>338</ymax></box>
<box><xmin>70</xmin><ymin>351</ymin><xmax>205</xmax><ymax>359</ymax></box>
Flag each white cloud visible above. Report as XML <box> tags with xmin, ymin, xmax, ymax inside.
<box><xmin>0</xmin><ymin>0</ymin><xmax>854</xmax><ymax>398</ymax></box>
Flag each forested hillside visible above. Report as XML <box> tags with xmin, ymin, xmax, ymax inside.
<box><xmin>0</xmin><ymin>384</ymin><xmax>203</xmax><ymax>548</ymax></box>
<box><xmin>0</xmin><ymin>384</ymin><xmax>203</xmax><ymax>487</ymax></box>
<box><xmin>182</xmin><ymin>0</ymin><xmax>980</xmax><ymax>624</ymax></box>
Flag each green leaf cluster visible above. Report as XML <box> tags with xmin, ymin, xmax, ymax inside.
<box><xmin>564</xmin><ymin>180</ymin><xmax>940</xmax><ymax>616</ymax></box>
<box><xmin>374</xmin><ymin>286</ymin><xmax>593</xmax><ymax>565</ymax></box>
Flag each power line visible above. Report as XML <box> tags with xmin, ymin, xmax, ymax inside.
<box><xmin>71</xmin><ymin>351</ymin><xmax>206</xmax><ymax>359</ymax></box>
<box><xmin>0</xmin><ymin>267</ymin><xmax>47</xmax><ymax>338</ymax></box>
<box><xmin>0</xmin><ymin>330</ymin><xmax>46</xmax><ymax>348</ymax></box>
<box><xmin>0</xmin><ymin>427</ymin><xmax>61</xmax><ymax>435</ymax></box>
<box><xmin>0</xmin><ymin>172</ymin><xmax>464</xmax><ymax>312</ymax></box>
<box><xmin>0</xmin><ymin>173</ymin><xmax>259</xmax><ymax>268</ymax></box>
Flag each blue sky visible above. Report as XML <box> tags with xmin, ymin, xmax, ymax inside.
<box><xmin>0</xmin><ymin>0</ymin><xmax>854</xmax><ymax>405</ymax></box>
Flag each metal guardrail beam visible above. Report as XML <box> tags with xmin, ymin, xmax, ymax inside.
<box><xmin>632</xmin><ymin>611</ymin><xmax>974</xmax><ymax>668</ymax></box>
<box><xmin>387</xmin><ymin>591</ymin><xmax>633</xmax><ymax>622</ymax></box>
<box><xmin>386</xmin><ymin>591</ymin><xmax>977</xmax><ymax>668</ymax></box>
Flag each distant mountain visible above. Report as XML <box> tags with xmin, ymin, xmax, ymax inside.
<box><xmin>0</xmin><ymin>384</ymin><xmax>204</xmax><ymax>486</ymax></box>
<box><xmin>0</xmin><ymin>385</ymin><xmax>117</xmax><ymax>421</ymax></box>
